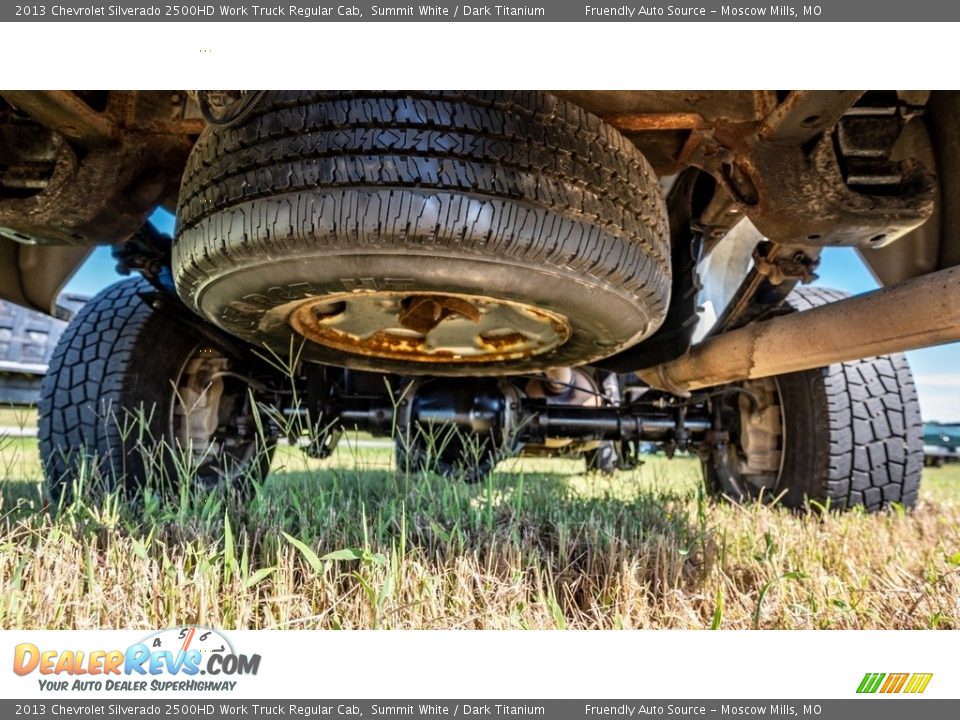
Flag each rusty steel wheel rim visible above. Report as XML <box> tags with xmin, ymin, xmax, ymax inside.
<box><xmin>288</xmin><ymin>291</ymin><xmax>571</xmax><ymax>363</ymax></box>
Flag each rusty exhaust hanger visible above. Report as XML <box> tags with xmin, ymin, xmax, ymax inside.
<box><xmin>639</xmin><ymin>266</ymin><xmax>960</xmax><ymax>394</ymax></box>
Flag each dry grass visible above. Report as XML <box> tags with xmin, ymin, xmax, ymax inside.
<box><xmin>1</xmin><ymin>427</ymin><xmax>959</xmax><ymax>630</ymax></box>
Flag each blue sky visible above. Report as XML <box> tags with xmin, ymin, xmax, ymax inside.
<box><xmin>64</xmin><ymin>210</ymin><xmax>959</xmax><ymax>421</ymax></box>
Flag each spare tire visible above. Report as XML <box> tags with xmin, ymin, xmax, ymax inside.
<box><xmin>173</xmin><ymin>91</ymin><xmax>670</xmax><ymax>375</ymax></box>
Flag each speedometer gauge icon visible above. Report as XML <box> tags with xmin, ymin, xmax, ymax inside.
<box><xmin>141</xmin><ymin>627</ymin><xmax>234</xmax><ymax>660</ymax></box>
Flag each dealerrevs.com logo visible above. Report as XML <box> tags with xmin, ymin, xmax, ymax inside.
<box><xmin>13</xmin><ymin>627</ymin><xmax>260</xmax><ymax>692</ymax></box>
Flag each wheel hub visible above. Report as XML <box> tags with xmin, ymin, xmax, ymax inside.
<box><xmin>288</xmin><ymin>291</ymin><xmax>571</xmax><ymax>364</ymax></box>
<box><xmin>172</xmin><ymin>348</ymin><xmax>229</xmax><ymax>467</ymax></box>
<box><xmin>710</xmin><ymin>377</ymin><xmax>785</xmax><ymax>501</ymax></box>
<box><xmin>736</xmin><ymin>378</ymin><xmax>783</xmax><ymax>477</ymax></box>
<box><xmin>170</xmin><ymin>346</ymin><xmax>260</xmax><ymax>483</ymax></box>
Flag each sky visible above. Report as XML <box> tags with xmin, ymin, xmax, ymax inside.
<box><xmin>64</xmin><ymin>210</ymin><xmax>959</xmax><ymax>422</ymax></box>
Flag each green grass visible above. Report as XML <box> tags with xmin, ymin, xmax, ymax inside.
<box><xmin>919</xmin><ymin>461</ymin><xmax>960</xmax><ymax>494</ymax></box>
<box><xmin>1</xmin><ymin>430</ymin><xmax>959</xmax><ymax>629</ymax></box>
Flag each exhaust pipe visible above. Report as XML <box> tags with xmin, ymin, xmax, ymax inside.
<box><xmin>640</xmin><ymin>266</ymin><xmax>960</xmax><ymax>394</ymax></box>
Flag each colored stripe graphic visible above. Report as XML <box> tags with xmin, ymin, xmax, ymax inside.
<box><xmin>880</xmin><ymin>673</ymin><xmax>908</xmax><ymax>693</ymax></box>
<box><xmin>903</xmin><ymin>673</ymin><xmax>933</xmax><ymax>694</ymax></box>
<box><xmin>857</xmin><ymin>672</ymin><xmax>932</xmax><ymax>694</ymax></box>
<box><xmin>857</xmin><ymin>673</ymin><xmax>885</xmax><ymax>693</ymax></box>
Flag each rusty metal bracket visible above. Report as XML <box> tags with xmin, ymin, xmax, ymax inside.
<box><xmin>0</xmin><ymin>91</ymin><xmax>195</xmax><ymax>247</ymax></box>
<box><xmin>0</xmin><ymin>91</ymin><xmax>118</xmax><ymax>148</ymax></box>
<box><xmin>680</xmin><ymin>91</ymin><xmax>937</xmax><ymax>250</ymax></box>
<box><xmin>751</xmin><ymin>242</ymin><xmax>819</xmax><ymax>286</ymax></box>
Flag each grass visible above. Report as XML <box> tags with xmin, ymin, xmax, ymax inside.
<box><xmin>0</xmin><ymin>410</ymin><xmax>959</xmax><ymax>630</ymax></box>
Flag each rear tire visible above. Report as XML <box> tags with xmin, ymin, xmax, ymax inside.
<box><xmin>704</xmin><ymin>287</ymin><xmax>923</xmax><ymax>512</ymax></box>
<box><xmin>38</xmin><ymin>278</ymin><xmax>275</xmax><ymax>503</ymax></box>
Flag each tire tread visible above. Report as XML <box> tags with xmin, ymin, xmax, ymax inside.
<box><xmin>789</xmin><ymin>287</ymin><xmax>923</xmax><ymax>511</ymax></box>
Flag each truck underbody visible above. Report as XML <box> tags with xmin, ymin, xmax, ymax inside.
<box><xmin>1</xmin><ymin>90</ymin><xmax>956</xmax><ymax>512</ymax></box>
